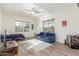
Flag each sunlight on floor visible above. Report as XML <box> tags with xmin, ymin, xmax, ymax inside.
<box><xmin>19</xmin><ymin>39</ymin><xmax>53</xmax><ymax>52</ymax></box>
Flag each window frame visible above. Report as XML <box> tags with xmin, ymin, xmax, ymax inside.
<box><xmin>15</xmin><ymin>20</ymin><xmax>30</xmax><ymax>32</ymax></box>
<box><xmin>43</xmin><ymin>19</ymin><xmax>55</xmax><ymax>32</ymax></box>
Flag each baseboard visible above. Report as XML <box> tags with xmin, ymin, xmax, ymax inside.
<box><xmin>25</xmin><ymin>36</ymin><xmax>35</xmax><ymax>40</ymax></box>
<box><xmin>55</xmin><ymin>40</ymin><xmax>65</xmax><ymax>44</ymax></box>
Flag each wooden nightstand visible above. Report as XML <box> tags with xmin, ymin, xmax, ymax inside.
<box><xmin>0</xmin><ymin>41</ymin><xmax>18</xmax><ymax>56</ymax></box>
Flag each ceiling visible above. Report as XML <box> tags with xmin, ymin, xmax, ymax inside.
<box><xmin>0</xmin><ymin>3</ymin><xmax>45</xmax><ymax>18</ymax></box>
<box><xmin>35</xmin><ymin>3</ymin><xmax>75</xmax><ymax>14</ymax></box>
<box><xmin>0</xmin><ymin>3</ymin><xmax>75</xmax><ymax>18</ymax></box>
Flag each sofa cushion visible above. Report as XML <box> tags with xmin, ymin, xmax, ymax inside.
<box><xmin>37</xmin><ymin>32</ymin><xmax>55</xmax><ymax>43</ymax></box>
<box><xmin>43</xmin><ymin>32</ymin><xmax>48</xmax><ymax>36</ymax></box>
<box><xmin>40</xmin><ymin>32</ymin><xmax>44</xmax><ymax>35</ymax></box>
<box><xmin>47</xmin><ymin>33</ymin><xmax>55</xmax><ymax>36</ymax></box>
<box><xmin>39</xmin><ymin>35</ymin><xmax>44</xmax><ymax>38</ymax></box>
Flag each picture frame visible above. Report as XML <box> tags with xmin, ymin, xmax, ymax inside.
<box><xmin>31</xmin><ymin>24</ymin><xmax>34</xmax><ymax>30</ymax></box>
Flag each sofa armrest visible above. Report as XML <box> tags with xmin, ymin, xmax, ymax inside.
<box><xmin>37</xmin><ymin>34</ymin><xmax>40</xmax><ymax>36</ymax></box>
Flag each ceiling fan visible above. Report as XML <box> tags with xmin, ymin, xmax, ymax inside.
<box><xmin>24</xmin><ymin>7</ymin><xmax>44</xmax><ymax>14</ymax></box>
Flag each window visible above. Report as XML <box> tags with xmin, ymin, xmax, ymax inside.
<box><xmin>43</xmin><ymin>19</ymin><xmax>55</xmax><ymax>32</ymax></box>
<box><xmin>15</xmin><ymin>20</ymin><xmax>29</xmax><ymax>32</ymax></box>
<box><xmin>49</xmin><ymin>19</ymin><xmax>55</xmax><ymax>27</ymax></box>
<box><xmin>23</xmin><ymin>22</ymin><xmax>29</xmax><ymax>32</ymax></box>
<box><xmin>43</xmin><ymin>21</ymin><xmax>49</xmax><ymax>28</ymax></box>
<box><xmin>43</xmin><ymin>21</ymin><xmax>49</xmax><ymax>32</ymax></box>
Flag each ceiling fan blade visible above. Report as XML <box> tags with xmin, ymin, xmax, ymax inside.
<box><xmin>25</xmin><ymin>9</ymin><xmax>32</xmax><ymax>11</ymax></box>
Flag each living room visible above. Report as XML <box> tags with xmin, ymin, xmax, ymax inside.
<box><xmin>0</xmin><ymin>3</ymin><xmax>79</xmax><ymax>56</ymax></box>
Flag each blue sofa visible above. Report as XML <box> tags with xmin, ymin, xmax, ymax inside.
<box><xmin>37</xmin><ymin>32</ymin><xmax>55</xmax><ymax>43</ymax></box>
<box><xmin>0</xmin><ymin>34</ymin><xmax>25</xmax><ymax>41</ymax></box>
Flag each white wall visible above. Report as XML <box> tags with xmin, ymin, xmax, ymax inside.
<box><xmin>1</xmin><ymin>12</ymin><xmax>38</xmax><ymax>38</ymax></box>
<box><xmin>51</xmin><ymin>4</ymin><xmax>79</xmax><ymax>43</ymax></box>
<box><xmin>0</xmin><ymin>9</ymin><xmax>2</xmax><ymax>33</ymax></box>
<box><xmin>38</xmin><ymin>4</ymin><xmax>79</xmax><ymax>43</ymax></box>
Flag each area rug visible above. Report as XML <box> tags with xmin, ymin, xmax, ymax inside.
<box><xmin>19</xmin><ymin>39</ymin><xmax>52</xmax><ymax>52</ymax></box>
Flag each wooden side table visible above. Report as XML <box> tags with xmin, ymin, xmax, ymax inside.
<box><xmin>0</xmin><ymin>41</ymin><xmax>18</xmax><ymax>56</ymax></box>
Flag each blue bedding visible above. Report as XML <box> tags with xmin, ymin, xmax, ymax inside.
<box><xmin>0</xmin><ymin>34</ymin><xmax>25</xmax><ymax>41</ymax></box>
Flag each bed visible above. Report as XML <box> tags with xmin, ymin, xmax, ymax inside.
<box><xmin>0</xmin><ymin>34</ymin><xmax>25</xmax><ymax>41</ymax></box>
